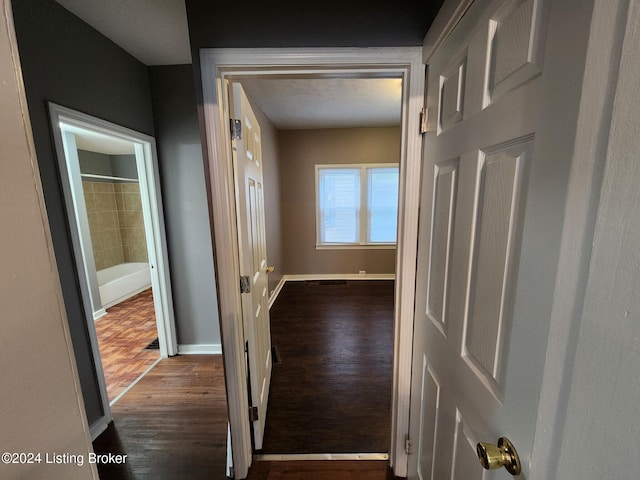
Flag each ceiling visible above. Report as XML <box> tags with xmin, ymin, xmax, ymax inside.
<box><xmin>66</xmin><ymin>125</ymin><xmax>136</xmax><ymax>155</ymax></box>
<box><xmin>54</xmin><ymin>0</ymin><xmax>192</xmax><ymax>65</ymax></box>
<box><xmin>53</xmin><ymin>1</ymin><xmax>405</xmax><ymax>129</ymax></box>
<box><xmin>241</xmin><ymin>78</ymin><xmax>402</xmax><ymax>129</ymax></box>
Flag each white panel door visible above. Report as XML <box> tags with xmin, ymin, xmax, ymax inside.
<box><xmin>230</xmin><ymin>82</ymin><xmax>272</xmax><ymax>450</ymax></box>
<box><xmin>410</xmin><ymin>0</ymin><xmax>593</xmax><ymax>478</ymax></box>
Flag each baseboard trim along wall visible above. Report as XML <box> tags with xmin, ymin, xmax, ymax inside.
<box><xmin>284</xmin><ymin>273</ymin><xmax>396</xmax><ymax>281</ymax></box>
<box><xmin>268</xmin><ymin>276</ymin><xmax>287</xmax><ymax>309</ymax></box>
<box><xmin>177</xmin><ymin>344</ymin><xmax>222</xmax><ymax>355</ymax></box>
<box><xmin>268</xmin><ymin>273</ymin><xmax>396</xmax><ymax>310</ymax></box>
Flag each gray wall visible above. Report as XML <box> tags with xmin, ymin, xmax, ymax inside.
<box><xmin>12</xmin><ymin>0</ymin><xmax>156</xmax><ymax>428</ymax></box>
<box><xmin>148</xmin><ymin>65</ymin><xmax>220</xmax><ymax>347</ymax></box>
<box><xmin>110</xmin><ymin>154</ymin><xmax>138</xmax><ymax>179</ymax></box>
<box><xmin>78</xmin><ymin>150</ymin><xmax>138</xmax><ymax>179</ymax></box>
<box><xmin>279</xmin><ymin>127</ymin><xmax>400</xmax><ymax>275</ymax></box>
<box><xmin>78</xmin><ymin>150</ymin><xmax>112</xmax><ymax>176</ymax></box>
<box><xmin>186</xmin><ymin>0</ymin><xmax>443</xmax><ymax>49</ymax></box>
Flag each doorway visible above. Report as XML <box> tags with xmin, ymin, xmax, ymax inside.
<box><xmin>233</xmin><ymin>76</ymin><xmax>402</xmax><ymax>456</ymax></box>
<box><xmin>48</xmin><ymin>103</ymin><xmax>177</xmax><ymax>438</ymax></box>
<box><xmin>200</xmin><ymin>47</ymin><xmax>424</xmax><ymax>478</ymax></box>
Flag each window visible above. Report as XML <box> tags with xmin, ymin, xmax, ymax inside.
<box><xmin>316</xmin><ymin>164</ymin><xmax>399</xmax><ymax>248</ymax></box>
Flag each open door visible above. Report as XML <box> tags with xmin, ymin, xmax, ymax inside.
<box><xmin>409</xmin><ymin>0</ymin><xmax>595</xmax><ymax>477</ymax></box>
<box><xmin>229</xmin><ymin>82</ymin><xmax>273</xmax><ymax>450</ymax></box>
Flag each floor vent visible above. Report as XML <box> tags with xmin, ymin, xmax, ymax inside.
<box><xmin>145</xmin><ymin>338</ymin><xmax>159</xmax><ymax>350</ymax></box>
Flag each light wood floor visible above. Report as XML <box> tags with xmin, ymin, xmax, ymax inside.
<box><xmin>95</xmin><ymin>288</ymin><xmax>159</xmax><ymax>401</ymax></box>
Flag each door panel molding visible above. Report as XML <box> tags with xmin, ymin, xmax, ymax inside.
<box><xmin>461</xmin><ymin>137</ymin><xmax>533</xmax><ymax>399</ymax></box>
<box><xmin>426</xmin><ymin>158</ymin><xmax>460</xmax><ymax>337</ymax></box>
<box><xmin>482</xmin><ymin>0</ymin><xmax>548</xmax><ymax>107</ymax></box>
<box><xmin>416</xmin><ymin>358</ymin><xmax>440</xmax><ymax>480</ymax></box>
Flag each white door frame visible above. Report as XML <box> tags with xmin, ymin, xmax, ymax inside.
<box><xmin>528</xmin><ymin>0</ymin><xmax>632</xmax><ymax>475</ymax></box>
<box><xmin>48</xmin><ymin>103</ymin><xmax>178</xmax><ymax>439</ymax></box>
<box><xmin>200</xmin><ymin>47</ymin><xmax>424</xmax><ymax>478</ymax></box>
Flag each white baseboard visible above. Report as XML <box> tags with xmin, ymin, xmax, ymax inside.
<box><xmin>254</xmin><ymin>453</ymin><xmax>389</xmax><ymax>461</ymax></box>
<box><xmin>177</xmin><ymin>344</ymin><xmax>222</xmax><ymax>355</ymax></box>
<box><xmin>268</xmin><ymin>276</ymin><xmax>287</xmax><ymax>310</ymax></box>
<box><xmin>267</xmin><ymin>274</ymin><xmax>396</xmax><ymax>308</ymax></box>
<box><xmin>93</xmin><ymin>308</ymin><xmax>107</xmax><ymax>321</ymax></box>
<box><xmin>284</xmin><ymin>273</ymin><xmax>396</xmax><ymax>281</ymax></box>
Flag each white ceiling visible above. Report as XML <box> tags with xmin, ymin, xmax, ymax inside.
<box><xmin>54</xmin><ymin>0</ymin><xmax>192</xmax><ymax>65</ymax></box>
<box><xmin>53</xmin><ymin>1</ymin><xmax>403</xmax><ymax>129</ymax></box>
<box><xmin>241</xmin><ymin>78</ymin><xmax>403</xmax><ymax>130</ymax></box>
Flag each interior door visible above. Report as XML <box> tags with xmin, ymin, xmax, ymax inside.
<box><xmin>409</xmin><ymin>0</ymin><xmax>593</xmax><ymax>477</ymax></box>
<box><xmin>229</xmin><ymin>82</ymin><xmax>272</xmax><ymax>450</ymax></box>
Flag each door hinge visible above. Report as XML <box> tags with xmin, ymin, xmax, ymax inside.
<box><xmin>405</xmin><ymin>434</ymin><xmax>412</xmax><ymax>455</ymax></box>
<box><xmin>230</xmin><ymin>118</ymin><xmax>242</xmax><ymax>140</ymax></box>
<box><xmin>419</xmin><ymin>107</ymin><xmax>428</xmax><ymax>134</ymax></box>
<box><xmin>240</xmin><ymin>275</ymin><xmax>251</xmax><ymax>294</ymax></box>
<box><xmin>249</xmin><ymin>406</ymin><xmax>259</xmax><ymax>422</ymax></box>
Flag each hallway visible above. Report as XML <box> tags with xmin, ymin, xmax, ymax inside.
<box><xmin>92</xmin><ymin>355</ymin><xmax>228</xmax><ymax>479</ymax></box>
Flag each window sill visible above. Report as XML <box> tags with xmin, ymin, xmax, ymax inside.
<box><xmin>316</xmin><ymin>244</ymin><xmax>397</xmax><ymax>250</ymax></box>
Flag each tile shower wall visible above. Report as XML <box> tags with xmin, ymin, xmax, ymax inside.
<box><xmin>84</xmin><ymin>181</ymin><xmax>148</xmax><ymax>271</ymax></box>
<box><xmin>84</xmin><ymin>181</ymin><xmax>124</xmax><ymax>270</ymax></box>
<box><xmin>115</xmin><ymin>183</ymin><xmax>148</xmax><ymax>264</ymax></box>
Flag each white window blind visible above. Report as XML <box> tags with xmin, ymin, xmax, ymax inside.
<box><xmin>318</xmin><ymin>168</ymin><xmax>360</xmax><ymax>243</ymax></box>
<box><xmin>316</xmin><ymin>164</ymin><xmax>399</xmax><ymax>247</ymax></box>
<box><xmin>368</xmin><ymin>168</ymin><xmax>399</xmax><ymax>243</ymax></box>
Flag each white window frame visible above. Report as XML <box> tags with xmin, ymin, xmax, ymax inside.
<box><xmin>315</xmin><ymin>163</ymin><xmax>399</xmax><ymax>249</ymax></box>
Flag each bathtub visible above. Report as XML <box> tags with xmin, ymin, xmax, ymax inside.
<box><xmin>97</xmin><ymin>262</ymin><xmax>151</xmax><ymax>309</ymax></box>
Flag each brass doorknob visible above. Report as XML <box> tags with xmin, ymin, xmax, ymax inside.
<box><xmin>476</xmin><ymin>437</ymin><xmax>521</xmax><ymax>475</ymax></box>
<box><xmin>265</xmin><ymin>266</ymin><xmax>275</xmax><ymax>273</ymax></box>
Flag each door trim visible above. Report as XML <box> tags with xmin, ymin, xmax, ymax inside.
<box><xmin>48</xmin><ymin>103</ymin><xmax>178</xmax><ymax>438</ymax></box>
<box><xmin>200</xmin><ymin>47</ymin><xmax>424</xmax><ymax>478</ymax></box>
<box><xmin>530</xmin><ymin>0</ymin><xmax>631</xmax><ymax>476</ymax></box>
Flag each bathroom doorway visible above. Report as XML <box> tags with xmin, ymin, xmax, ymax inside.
<box><xmin>49</xmin><ymin>103</ymin><xmax>177</xmax><ymax>438</ymax></box>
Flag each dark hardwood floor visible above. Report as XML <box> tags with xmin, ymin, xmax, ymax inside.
<box><xmin>93</xmin><ymin>355</ymin><xmax>229</xmax><ymax>479</ymax></box>
<box><xmin>260</xmin><ymin>280</ymin><xmax>395</xmax><ymax>454</ymax></box>
<box><xmin>246</xmin><ymin>460</ymin><xmax>397</xmax><ymax>479</ymax></box>
<box><xmin>93</xmin><ymin>281</ymin><xmax>396</xmax><ymax>479</ymax></box>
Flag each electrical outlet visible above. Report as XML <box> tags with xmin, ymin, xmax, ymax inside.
<box><xmin>359</xmin><ymin>270</ymin><xmax>366</xmax><ymax>275</ymax></box>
